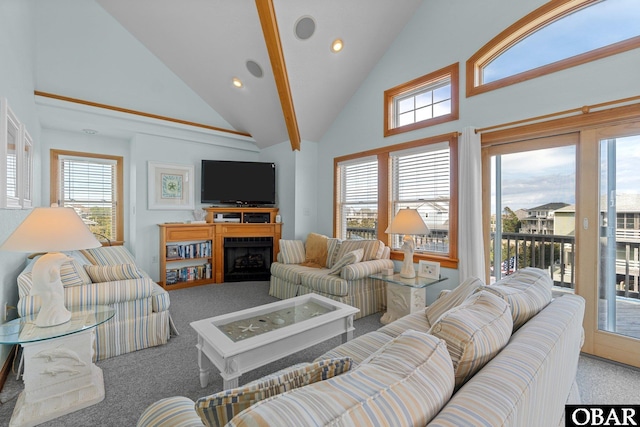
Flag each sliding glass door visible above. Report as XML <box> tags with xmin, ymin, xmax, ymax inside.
<box><xmin>484</xmin><ymin>134</ymin><xmax>577</xmax><ymax>291</ymax></box>
<box><xmin>579</xmin><ymin>122</ymin><xmax>640</xmax><ymax>366</ymax></box>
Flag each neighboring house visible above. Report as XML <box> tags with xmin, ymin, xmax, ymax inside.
<box><xmin>519</xmin><ymin>202</ymin><xmax>569</xmax><ymax>235</ymax></box>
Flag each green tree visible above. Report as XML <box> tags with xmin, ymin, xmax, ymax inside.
<box><xmin>502</xmin><ymin>207</ymin><xmax>521</xmax><ymax>233</ymax></box>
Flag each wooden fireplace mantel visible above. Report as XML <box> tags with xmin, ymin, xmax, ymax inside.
<box><xmin>158</xmin><ymin>207</ymin><xmax>281</xmax><ymax>289</ymax></box>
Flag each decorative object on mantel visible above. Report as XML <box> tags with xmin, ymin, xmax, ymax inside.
<box><xmin>385</xmin><ymin>208</ymin><xmax>430</xmax><ymax>279</ymax></box>
<box><xmin>0</xmin><ymin>206</ymin><xmax>101</xmax><ymax>327</ymax></box>
<box><xmin>191</xmin><ymin>208</ymin><xmax>207</xmax><ymax>224</ymax></box>
<box><xmin>148</xmin><ymin>161</ymin><xmax>195</xmax><ymax>210</ymax></box>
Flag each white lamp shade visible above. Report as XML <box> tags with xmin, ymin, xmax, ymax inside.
<box><xmin>0</xmin><ymin>207</ymin><xmax>101</xmax><ymax>253</ymax></box>
<box><xmin>385</xmin><ymin>208</ymin><xmax>430</xmax><ymax>235</ymax></box>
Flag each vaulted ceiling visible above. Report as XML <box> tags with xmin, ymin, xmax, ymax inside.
<box><xmin>95</xmin><ymin>0</ymin><xmax>424</xmax><ymax>149</ymax></box>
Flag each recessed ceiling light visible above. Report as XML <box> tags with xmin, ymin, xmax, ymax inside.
<box><xmin>246</xmin><ymin>60</ymin><xmax>263</xmax><ymax>78</ymax></box>
<box><xmin>82</xmin><ymin>128</ymin><xmax>98</xmax><ymax>135</ymax></box>
<box><xmin>294</xmin><ymin>16</ymin><xmax>316</xmax><ymax>40</ymax></box>
<box><xmin>331</xmin><ymin>38</ymin><xmax>344</xmax><ymax>53</ymax></box>
<box><xmin>232</xmin><ymin>77</ymin><xmax>243</xmax><ymax>88</ymax></box>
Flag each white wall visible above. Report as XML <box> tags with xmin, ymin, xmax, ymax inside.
<box><xmin>260</xmin><ymin>141</ymin><xmax>296</xmax><ymax>239</ymax></box>
<box><xmin>315</xmin><ymin>0</ymin><xmax>640</xmax><ymax>285</ymax></box>
<box><xmin>0</xmin><ymin>0</ymin><xmax>40</xmax><ymax>368</ymax></box>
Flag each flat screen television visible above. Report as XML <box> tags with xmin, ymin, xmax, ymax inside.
<box><xmin>201</xmin><ymin>160</ymin><xmax>276</xmax><ymax>205</ymax></box>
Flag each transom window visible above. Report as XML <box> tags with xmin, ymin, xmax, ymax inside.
<box><xmin>468</xmin><ymin>0</ymin><xmax>640</xmax><ymax>96</ymax></box>
<box><xmin>51</xmin><ymin>150</ymin><xmax>124</xmax><ymax>244</ymax></box>
<box><xmin>384</xmin><ymin>63</ymin><xmax>459</xmax><ymax>137</ymax></box>
<box><xmin>334</xmin><ymin>132</ymin><xmax>458</xmax><ymax>268</ymax></box>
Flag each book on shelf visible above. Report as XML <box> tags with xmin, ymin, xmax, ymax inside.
<box><xmin>165</xmin><ymin>263</ymin><xmax>212</xmax><ymax>284</ymax></box>
<box><xmin>166</xmin><ymin>242</ymin><xmax>212</xmax><ymax>260</ymax></box>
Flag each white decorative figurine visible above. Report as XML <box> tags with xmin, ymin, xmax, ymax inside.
<box><xmin>30</xmin><ymin>253</ymin><xmax>73</xmax><ymax>327</ymax></box>
<box><xmin>400</xmin><ymin>235</ymin><xmax>416</xmax><ymax>279</ymax></box>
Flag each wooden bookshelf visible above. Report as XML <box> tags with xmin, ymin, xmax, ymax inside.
<box><xmin>159</xmin><ymin>207</ymin><xmax>281</xmax><ymax>289</ymax></box>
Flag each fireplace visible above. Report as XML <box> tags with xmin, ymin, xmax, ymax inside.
<box><xmin>223</xmin><ymin>237</ymin><xmax>273</xmax><ymax>282</ymax></box>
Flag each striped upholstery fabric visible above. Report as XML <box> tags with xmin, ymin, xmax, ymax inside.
<box><xmin>327</xmin><ymin>248</ymin><xmax>363</xmax><ymax>275</ymax></box>
<box><xmin>484</xmin><ymin>267</ymin><xmax>553</xmax><ymax>330</ymax></box>
<box><xmin>315</xmin><ymin>331</ymin><xmax>394</xmax><ymax>366</ymax></box>
<box><xmin>325</xmin><ymin>238</ymin><xmax>341</xmax><ymax>267</ymax></box>
<box><xmin>378</xmin><ymin>309</ymin><xmax>432</xmax><ymax>338</ymax></box>
<box><xmin>268</xmin><ymin>276</ymin><xmax>300</xmax><ymax>299</ymax></box>
<box><xmin>300</xmin><ymin>270</ymin><xmax>349</xmax><ymax>296</ymax></box>
<box><xmin>340</xmin><ymin>258</ymin><xmax>394</xmax><ymax>280</ymax></box>
<box><xmin>277</xmin><ymin>239</ymin><xmax>305</xmax><ymax>264</ymax></box>
<box><xmin>229</xmin><ymin>331</ymin><xmax>454</xmax><ymax>427</ymax></box>
<box><xmin>17</xmin><ymin>247</ymin><xmax>173</xmax><ymax>361</ymax></box>
<box><xmin>81</xmin><ymin>245</ymin><xmax>137</xmax><ymax>266</ymax></box>
<box><xmin>137</xmin><ymin>396</ymin><xmax>203</xmax><ymax>427</ymax></box>
<box><xmin>425</xmin><ymin>276</ymin><xmax>485</xmax><ymax>325</ymax></box>
<box><xmin>298</xmin><ymin>276</ymin><xmax>386</xmax><ymax>319</ymax></box>
<box><xmin>429</xmin><ymin>290</ymin><xmax>513</xmax><ymax>389</ymax></box>
<box><xmin>17</xmin><ymin>259</ymin><xmax>93</xmax><ymax>296</ymax></box>
<box><xmin>429</xmin><ymin>294</ymin><xmax>585</xmax><ymax>427</ymax></box>
<box><xmin>335</xmin><ymin>239</ymin><xmax>384</xmax><ymax>262</ymax></box>
<box><xmin>84</xmin><ymin>263</ymin><xmax>144</xmax><ymax>283</ymax></box>
<box><xmin>269</xmin><ymin>262</ymin><xmax>317</xmax><ymax>285</ymax></box>
<box><xmin>195</xmin><ymin>358</ymin><xmax>351</xmax><ymax>427</ymax></box>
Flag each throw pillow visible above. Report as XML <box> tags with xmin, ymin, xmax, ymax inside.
<box><xmin>278</xmin><ymin>239</ymin><xmax>305</xmax><ymax>264</ymax></box>
<box><xmin>299</xmin><ymin>232</ymin><xmax>328</xmax><ymax>268</ymax></box>
<box><xmin>327</xmin><ymin>248</ymin><xmax>364</xmax><ymax>275</ymax></box>
<box><xmin>195</xmin><ymin>358</ymin><xmax>352</xmax><ymax>427</ymax></box>
<box><xmin>425</xmin><ymin>276</ymin><xmax>486</xmax><ymax>325</ymax></box>
<box><xmin>482</xmin><ymin>267</ymin><xmax>553</xmax><ymax>330</ymax></box>
<box><xmin>80</xmin><ymin>246</ymin><xmax>137</xmax><ymax>266</ymax></box>
<box><xmin>17</xmin><ymin>258</ymin><xmax>93</xmax><ymax>294</ymax></box>
<box><xmin>84</xmin><ymin>264</ymin><xmax>144</xmax><ymax>283</ymax></box>
<box><xmin>335</xmin><ymin>239</ymin><xmax>384</xmax><ymax>262</ymax></box>
<box><xmin>429</xmin><ymin>290</ymin><xmax>513</xmax><ymax>389</ymax></box>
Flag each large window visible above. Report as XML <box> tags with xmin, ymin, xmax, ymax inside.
<box><xmin>335</xmin><ymin>133</ymin><xmax>458</xmax><ymax>268</ymax></box>
<box><xmin>467</xmin><ymin>0</ymin><xmax>640</xmax><ymax>96</ymax></box>
<box><xmin>384</xmin><ymin>63</ymin><xmax>459</xmax><ymax>137</ymax></box>
<box><xmin>50</xmin><ymin>150</ymin><xmax>124</xmax><ymax>244</ymax></box>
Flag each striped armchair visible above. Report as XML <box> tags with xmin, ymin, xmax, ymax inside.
<box><xmin>17</xmin><ymin>246</ymin><xmax>175</xmax><ymax>361</ymax></box>
<box><xmin>269</xmin><ymin>237</ymin><xmax>394</xmax><ymax>319</ymax></box>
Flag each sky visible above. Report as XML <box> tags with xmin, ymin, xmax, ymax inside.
<box><xmin>491</xmin><ymin>135</ymin><xmax>640</xmax><ymax>214</ymax></box>
<box><xmin>484</xmin><ymin>0</ymin><xmax>640</xmax><ymax>83</ymax></box>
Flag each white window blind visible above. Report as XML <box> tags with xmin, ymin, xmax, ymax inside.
<box><xmin>390</xmin><ymin>143</ymin><xmax>450</xmax><ymax>253</ymax></box>
<box><xmin>337</xmin><ymin>157</ymin><xmax>378</xmax><ymax>240</ymax></box>
<box><xmin>58</xmin><ymin>155</ymin><xmax>117</xmax><ymax>241</ymax></box>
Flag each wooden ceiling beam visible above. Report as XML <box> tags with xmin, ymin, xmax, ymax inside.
<box><xmin>255</xmin><ymin>0</ymin><xmax>301</xmax><ymax>151</ymax></box>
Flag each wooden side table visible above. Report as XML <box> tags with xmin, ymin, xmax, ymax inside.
<box><xmin>0</xmin><ymin>305</ymin><xmax>115</xmax><ymax>427</ymax></box>
<box><xmin>370</xmin><ymin>273</ymin><xmax>446</xmax><ymax>324</ymax></box>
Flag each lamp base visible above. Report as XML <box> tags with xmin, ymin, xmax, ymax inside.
<box><xmin>30</xmin><ymin>253</ymin><xmax>74</xmax><ymax>328</ymax></box>
<box><xmin>400</xmin><ymin>235</ymin><xmax>416</xmax><ymax>279</ymax></box>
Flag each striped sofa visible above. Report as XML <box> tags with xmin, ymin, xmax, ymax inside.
<box><xmin>137</xmin><ymin>268</ymin><xmax>585</xmax><ymax>427</ymax></box>
<box><xmin>17</xmin><ymin>246</ymin><xmax>175</xmax><ymax>361</ymax></box>
<box><xmin>269</xmin><ymin>237</ymin><xmax>394</xmax><ymax>319</ymax></box>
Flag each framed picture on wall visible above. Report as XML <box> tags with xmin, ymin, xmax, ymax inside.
<box><xmin>148</xmin><ymin>161</ymin><xmax>195</xmax><ymax>210</ymax></box>
<box><xmin>418</xmin><ymin>260</ymin><xmax>440</xmax><ymax>279</ymax></box>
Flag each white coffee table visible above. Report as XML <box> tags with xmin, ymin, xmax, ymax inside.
<box><xmin>190</xmin><ymin>294</ymin><xmax>359</xmax><ymax>389</ymax></box>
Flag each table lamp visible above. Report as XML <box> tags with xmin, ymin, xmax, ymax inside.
<box><xmin>385</xmin><ymin>208</ymin><xmax>430</xmax><ymax>279</ymax></box>
<box><xmin>0</xmin><ymin>206</ymin><xmax>101</xmax><ymax>327</ymax></box>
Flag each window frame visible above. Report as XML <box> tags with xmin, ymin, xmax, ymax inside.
<box><xmin>1</xmin><ymin>97</ymin><xmax>33</xmax><ymax>209</ymax></box>
<box><xmin>384</xmin><ymin>63</ymin><xmax>459</xmax><ymax>137</ymax></box>
<box><xmin>50</xmin><ymin>149</ymin><xmax>124</xmax><ymax>245</ymax></box>
<box><xmin>334</xmin><ymin>132</ymin><xmax>459</xmax><ymax>268</ymax></box>
<box><xmin>467</xmin><ymin>0</ymin><xmax>640</xmax><ymax>97</ymax></box>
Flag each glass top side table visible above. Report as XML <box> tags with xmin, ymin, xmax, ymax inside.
<box><xmin>0</xmin><ymin>305</ymin><xmax>115</xmax><ymax>427</ymax></box>
<box><xmin>370</xmin><ymin>273</ymin><xmax>447</xmax><ymax>324</ymax></box>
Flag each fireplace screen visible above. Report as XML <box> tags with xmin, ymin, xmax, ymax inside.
<box><xmin>223</xmin><ymin>237</ymin><xmax>273</xmax><ymax>282</ymax></box>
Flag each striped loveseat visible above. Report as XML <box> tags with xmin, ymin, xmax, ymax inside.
<box><xmin>17</xmin><ymin>246</ymin><xmax>175</xmax><ymax>361</ymax></box>
<box><xmin>269</xmin><ymin>235</ymin><xmax>394</xmax><ymax>319</ymax></box>
<box><xmin>137</xmin><ymin>268</ymin><xmax>585</xmax><ymax>427</ymax></box>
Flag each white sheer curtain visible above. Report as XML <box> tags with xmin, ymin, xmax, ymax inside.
<box><xmin>458</xmin><ymin>126</ymin><xmax>485</xmax><ymax>281</ymax></box>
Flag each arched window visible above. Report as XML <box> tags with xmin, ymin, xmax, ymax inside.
<box><xmin>467</xmin><ymin>0</ymin><xmax>640</xmax><ymax>97</ymax></box>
